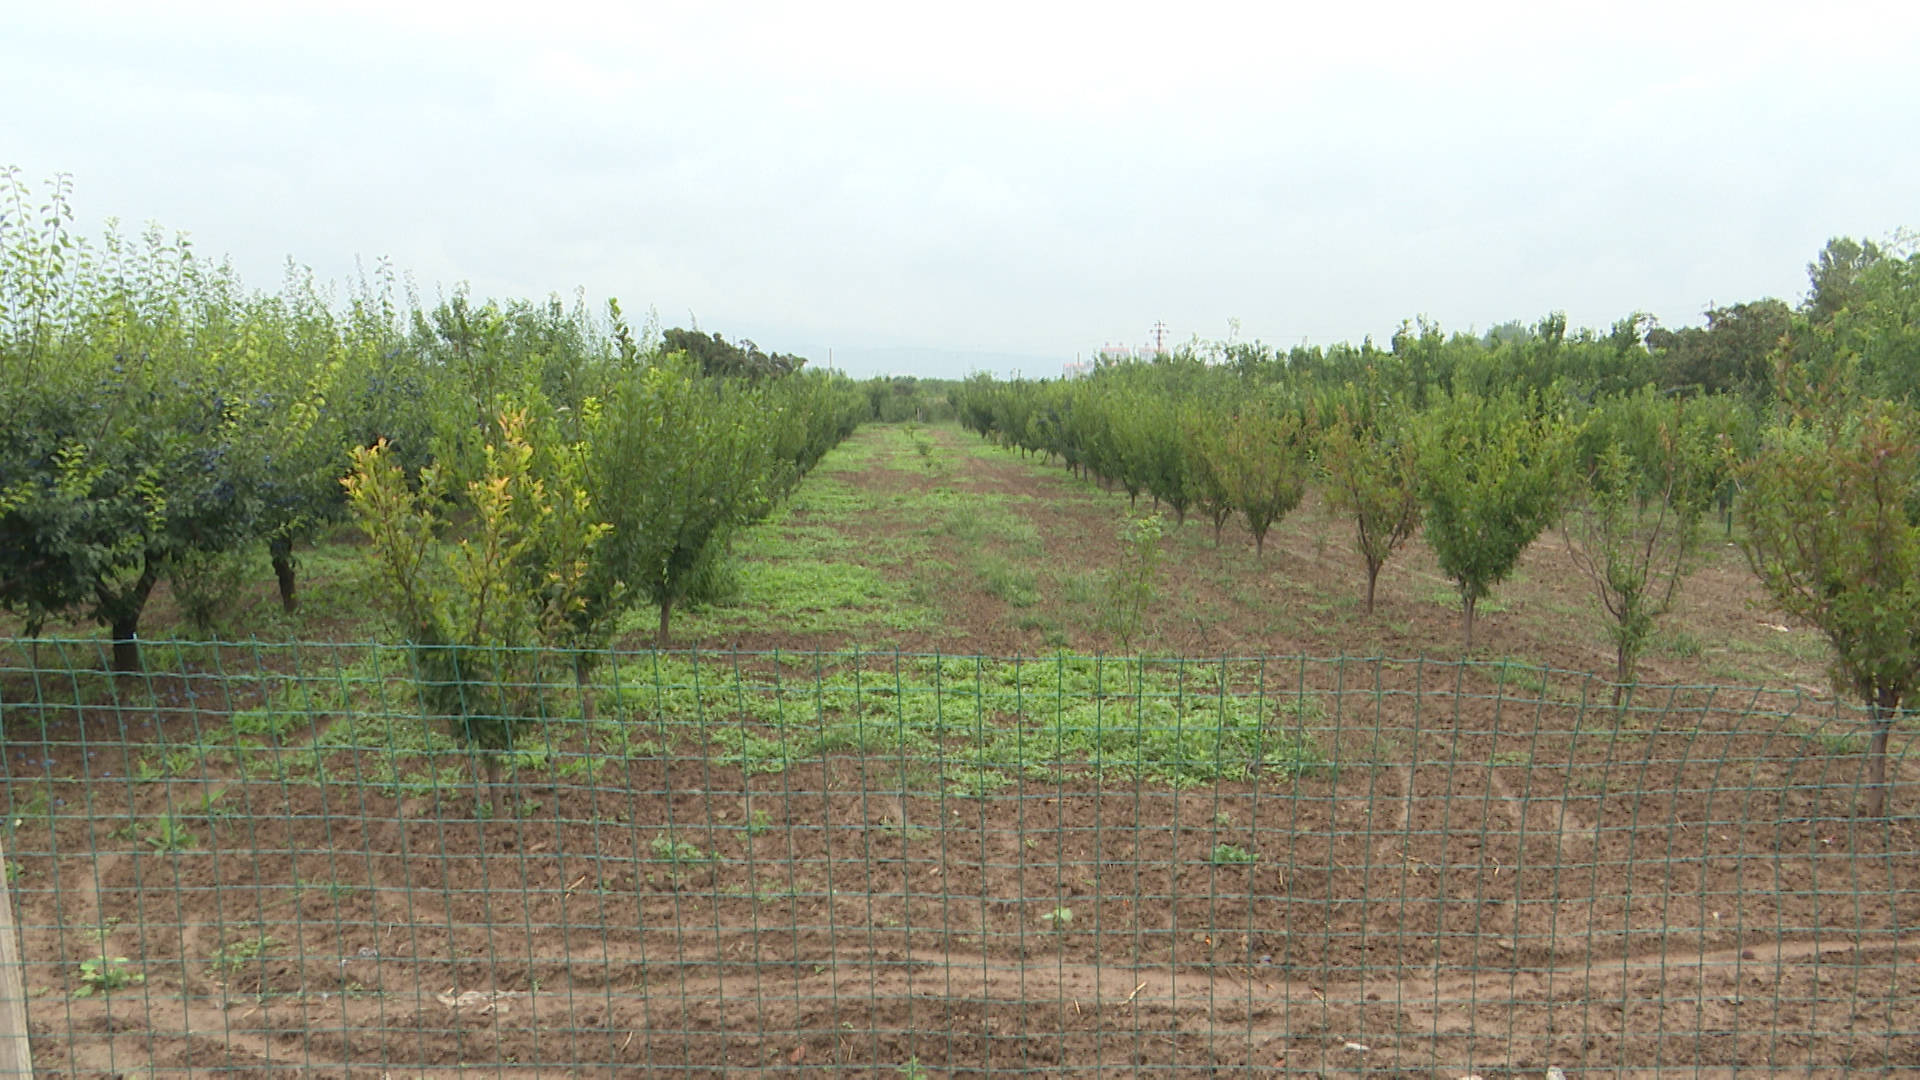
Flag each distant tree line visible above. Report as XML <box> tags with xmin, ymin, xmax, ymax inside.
<box><xmin>661</xmin><ymin>327</ymin><xmax>807</xmax><ymax>381</ymax></box>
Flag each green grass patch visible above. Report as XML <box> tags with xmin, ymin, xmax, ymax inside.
<box><xmin>975</xmin><ymin>554</ymin><xmax>1042</xmax><ymax>607</ymax></box>
<box><xmin>1425</xmin><ymin>587</ymin><xmax>1509</xmax><ymax>616</ymax></box>
<box><xmin>1489</xmin><ymin>657</ymin><xmax>1551</xmax><ymax>698</ymax></box>
<box><xmin>80</xmin><ymin>647</ymin><xmax>1329</xmax><ymax>810</ymax></box>
<box><xmin>1791</xmin><ymin>720</ymin><xmax>1867</xmax><ymax>756</ymax></box>
<box><xmin>934</xmin><ymin>501</ymin><xmax>1043</xmax><ymax>554</ymax></box>
<box><xmin>650</xmin><ymin>832</ymin><xmax>714</xmax><ymax>866</ymax></box>
<box><xmin>784</xmin><ymin>479</ymin><xmax>877</xmax><ymax>518</ymax></box>
<box><xmin>1209</xmin><ymin>843</ymin><xmax>1258</xmax><ymax>865</ymax></box>
<box><xmin>679</xmin><ymin>560</ymin><xmax>936</xmax><ymax>635</ymax></box>
<box><xmin>209</xmin><ymin>932</ymin><xmax>279</xmax><ymax>977</ymax></box>
<box><xmin>1060</xmin><ymin>573</ymin><xmax>1100</xmax><ymax>607</ymax></box>
<box><xmin>717</xmin><ymin>655</ymin><xmax>1325</xmax><ymax>789</ymax></box>
<box><xmin>1651</xmin><ymin>628</ymin><xmax>1705</xmax><ymax>659</ymax></box>
<box><xmin>732</xmin><ymin>522</ymin><xmax>863</xmax><ymax>562</ymax></box>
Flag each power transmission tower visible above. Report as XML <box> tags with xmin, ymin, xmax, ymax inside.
<box><xmin>1150</xmin><ymin>320</ymin><xmax>1168</xmax><ymax>355</ymax></box>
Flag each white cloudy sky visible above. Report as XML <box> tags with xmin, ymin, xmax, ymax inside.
<box><xmin>5</xmin><ymin>1</ymin><xmax>1916</xmax><ymax>377</ymax></box>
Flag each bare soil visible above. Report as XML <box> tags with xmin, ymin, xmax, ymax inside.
<box><xmin>12</xmin><ymin>721</ymin><xmax>1919</xmax><ymax>1078</ymax></box>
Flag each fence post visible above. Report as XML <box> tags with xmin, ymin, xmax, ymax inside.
<box><xmin>0</xmin><ymin>837</ymin><xmax>30</xmax><ymax>1077</ymax></box>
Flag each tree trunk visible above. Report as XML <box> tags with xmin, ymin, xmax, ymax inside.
<box><xmin>658</xmin><ymin>598</ymin><xmax>674</xmax><ymax>649</ymax></box>
<box><xmin>1864</xmin><ymin>707</ymin><xmax>1894</xmax><ymax>818</ymax></box>
<box><xmin>1365</xmin><ymin>562</ymin><xmax>1380</xmax><ymax>615</ymax></box>
<box><xmin>1463</xmin><ymin>594</ymin><xmax>1478</xmax><ymax>650</ymax></box>
<box><xmin>110</xmin><ymin>616</ymin><xmax>142</xmax><ymax>674</ymax></box>
<box><xmin>1612</xmin><ymin>646</ymin><xmax>1633</xmax><ymax>707</ymax></box>
<box><xmin>1253</xmin><ymin>531</ymin><xmax>1266</xmax><ymax>559</ymax></box>
<box><xmin>575</xmin><ymin>656</ymin><xmax>596</xmax><ymax>724</ymax></box>
<box><xmin>269</xmin><ymin>536</ymin><xmax>298</xmax><ymax>613</ymax></box>
<box><xmin>100</xmin><ymin>564</ymin><xmax>160</xmax><ymax>674</ymax></box>
<box><xmin>478</xmin><ymin>752</ymin><xmax>504</xmax><ymax>819</ymax></box>
<box><xmin>1212</xmin><ymin>519</ymin><xmax>1224</xmax><ymax>547</ymax></box>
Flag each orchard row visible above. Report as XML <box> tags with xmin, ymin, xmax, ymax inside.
<box><xmin>0</xmin><ymin>170</ymin><xmax>871</xmax><ymax>684</ymax></box>
<box><xmin>950</xmin><ymin>239</ymin><xmax>1919</xmax><ymax>814</ymax></box>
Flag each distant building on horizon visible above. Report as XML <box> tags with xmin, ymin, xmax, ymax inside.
<box><xmin>1095</xmin><ymin>323</ymin><xmax>1172</xmax><ymax>366</ymax></box>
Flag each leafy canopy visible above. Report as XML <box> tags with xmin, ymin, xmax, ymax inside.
<box><xmin>1739</xmin><ymin>386</ymin><xmax>1920</xmax><ymax>817</ymax></box>
<box><xmin>1416</xmin><ymin>391</ymin><xmax>1574</xmax><ymax>648</ymax></box>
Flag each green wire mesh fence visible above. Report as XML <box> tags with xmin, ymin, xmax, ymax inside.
<box><xmin>0</xmin><ymin>638</ymin><xmax>1914</xmax><ymax>1077</ymax></box>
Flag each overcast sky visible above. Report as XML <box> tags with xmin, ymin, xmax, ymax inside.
<box><xmin>6</xmin><ymin>1</ymin><xmax>1916</xmax><ymax>378</ymax></box>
